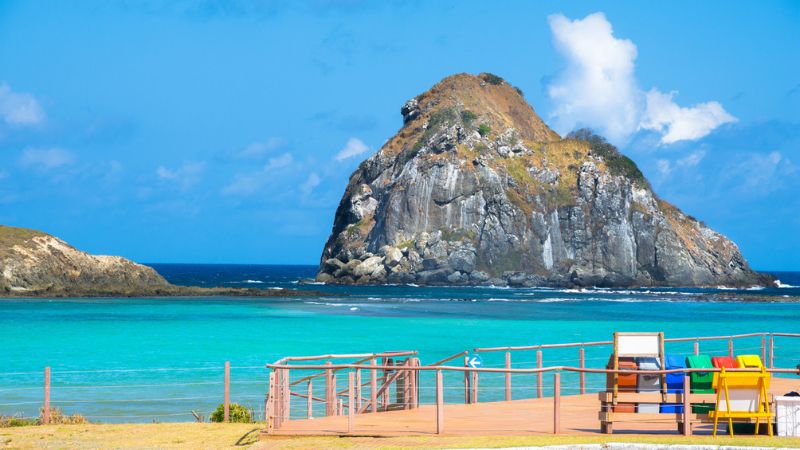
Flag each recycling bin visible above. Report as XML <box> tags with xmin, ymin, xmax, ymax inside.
<box><xmin>607</xmin><ymin>355</ymin><xmax>637</xmax><ymax>412</ymax></box>
<box><xmin>712</xmin><ymin>356</ymin><xmax>737</xmax><ymax>368</ymax></box>
<box><xmin>660</xmin><ymin>354</ymin><xmax>686</xmax><ymax>413</ymax></box>
<box><xmin>636</xmin><ymin>357</ymin><xmax>661</xmax><ymax>413</ymax></box>
<box><xmin>736</xmin><ymin>354</ymin><xmax>763</xmax><ymax>368</ymax></box>
<box><xmin>686</xmin><ymin>354</ymin><xmax>715</xmax><ymax>414</ymax></box>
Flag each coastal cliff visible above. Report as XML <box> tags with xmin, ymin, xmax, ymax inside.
<box><xmin>317</xmin><ymin>73</ymin><xmax>771</xmax><ymax>288</ymax></box>
<box><xmin>0</xmin><ymin>225</ymin><xmax>314</xmax><ymax>297</ymax></box>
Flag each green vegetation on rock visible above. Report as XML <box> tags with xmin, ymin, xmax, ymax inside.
<box><xmin>210</xmin><ymin>403</ymin><xmax>252</xmax><ymax>423</ymax></box>
<box><xmin>566</xmin><ymin>128</ymin><xmax>648</xmax><ymax>186</ymax></box>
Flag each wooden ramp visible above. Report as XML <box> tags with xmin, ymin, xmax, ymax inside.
<box><xmin>270</xmin><ymin>378</ymin><xmax>798</xmax><ymax>437</ymax></box>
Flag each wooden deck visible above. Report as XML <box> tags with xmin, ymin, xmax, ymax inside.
<box><xmin>269</xmin><ymin>377</ymin><xmax>798</xmax><ymax>437</ymax></box>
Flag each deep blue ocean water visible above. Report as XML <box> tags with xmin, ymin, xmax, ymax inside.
<box><xmin>1</xmin><ymin>265</ymin><xmax>798</xmax><ymax>423</ymax></box>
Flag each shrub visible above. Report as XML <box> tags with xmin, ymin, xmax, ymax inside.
<box><xmin>480</xmin><ymin>73</ymin><xmax>504</xmax><ymax>85</ymax></box>
<box><xmin>460</xmin><ymin>110</ymin><xmax>477</xmax><ymax>126</ymax></box>
<box><xmin>565</xmin><ymin>128</ymin><xmax>648</xmax><ymax>186</ymax></box>
<box><xmin>478</xmin><ymin>124</ymin><xmax>491</xmax><ymax>137</ymax></box>
<box><xmin>210</xmin><ymin>403</ymin><xmax>252</xmax><ymax>423</ymax></box>
<box><xmin>514</xmin><ymin>86</ymin><xmax>524</xmax><ymax>97</ymax></box>
<box><xmin>44</xmin><ymin>408</ymin><xmax>88</xmax><ymax>425</ymax></box>
<box><xmin>0</xmin><ymin>415</ymin><xmax>38</xmax><ymax>427</ymax></box>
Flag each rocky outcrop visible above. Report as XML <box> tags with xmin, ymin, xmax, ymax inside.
<box><xmin>0</xmin><ymin>225</ymin><xmax>319</xmax><ymax>297</ymax></box>
<box><xmin>316</xmin><ymin>73</ymin><xmax>771</xmax><ymax>288</ymax></box>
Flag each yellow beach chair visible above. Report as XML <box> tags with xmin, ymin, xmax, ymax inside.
<box><xmin>709</xmin><ymin>366</ymin><xmax>772</xmax><ymax>436</ymax></box>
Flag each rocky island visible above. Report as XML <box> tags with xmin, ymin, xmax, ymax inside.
<box><xmin>0</xmin><ymin>225</ymin><xmax>316</xmax><ymax>297</ymax></box>
<box><xmin>317</xmin><ymin>73</ymin><xmax>771</xmax><ymax>288</ymax></box>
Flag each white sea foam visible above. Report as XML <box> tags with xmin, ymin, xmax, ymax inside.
<box><xmin>243</xmin><ymin>280</ymin><xmax>264</xmax><ymax>284</ymax></box>
<box><xmin>406</xmin><ymin>283</ymin><xmax>420</xmax><ymax>287</ymax></box>
<box><xmin>487</xmin><ymin>298</ymin><xmax>512</xmax><ymax>302</ymax></box>
<box><xmin>746</xmin><ymin>286</ymin><xmax>765</xmax><ymax>291</ymax></box>
<box><xmin>349</xmin><ymin>307</ymin><xmax>359</xmax><ymax>311</ymax></box>
<box><xmin>268</xmin><ymin>287</ymin><xmax>284</xmax><ymax>290</ymax></box>
<box><xmin>775</xmin><ymin>280</ymin><xmax>797</xmax><ymax>288</ymax></box>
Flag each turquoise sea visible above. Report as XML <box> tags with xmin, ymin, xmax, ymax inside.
<box><xmin>1</xmin><ymin>265</ymin><xmax>799</xmax><ymax>423</ymax></box>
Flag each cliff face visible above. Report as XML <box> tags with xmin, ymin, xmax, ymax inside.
<box><xmin>0</xmin><ymin>225</ymin><xmax>169</xmax><ymax>295</ymax></box>
<box><xmin>317</xmin><ymin>73</ymin><xmax>770</xmax><ymax>287</ymax></box>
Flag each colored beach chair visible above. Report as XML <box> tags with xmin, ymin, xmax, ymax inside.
<box><xmin>636</xmin><ymin>357</ymin><xmax>662</xmax><ymax>413</ymax></box>
<box><xmin>712</xmin><ymin>356</ymin><xmax>737</xmax><ymax>369</ymax></box>
<box><xmin>736</xmin><ymin>354</ymin><xmax>763</xmax><ymax>369</ymax></box>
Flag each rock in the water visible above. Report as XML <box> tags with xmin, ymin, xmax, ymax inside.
<box><xmin>316</xmin><ymin>72</ymin><xmax>771</xmax><ymax>288</ymax></box>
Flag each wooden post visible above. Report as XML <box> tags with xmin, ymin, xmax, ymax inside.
<box><xmin>728</xmin><ymin>339</ymin><xmax>734</xmax><ymax>358</ymax></box>
<box><xmin>223</xmin><ymin>361</ymin><xmax>230</xmax><ymax>423</ymax></box>
<box><xmin>332</xmin><ymin>374</ymin><xmax>338</xmax><ymax>415</ymax></box>
<box><xmin>463</xmin><ymin>356</ymin><xmax>470</xmax><ymax>404</ymax></box>
<box><xmin>370</xmin><ymin>359</ymin><xmax>378</xmax><ymax>413</ymax></box>
<box><xmin>382</xmin><ymin>358</ymin><xmax>391</xmax><ymax>409</ymax></box>
<box><xmin>682</xmin><ymin>375</ymin><xmax>691</xmax><ymax>436</ymax></box>
<box><xmin>325</xmin><ymin>361</ymin><xmax>334</xmax><ymax>416</ymax></box>
<box><xmin>769</xmin><ymin>336</ymin><xmax>774</xmax><ymax>369</ymax></box>
<box><xmin>338</xmin><ymin>398</ymin><xmax>343</xmax><ymax>416</ymax></box>
<box><xmin>283</xmin><ymin>368</ymin><xmax>290</xmax><ymax>422</ymax></box>
<box><xmin>553</xmin><ymin>373</ymin><xmax>561</xmax><ymax>435</ymax></box>
<box><xmin>471</xmin><ymin>370</ymin><xmax>479</xmax><ymax>404</ymax></box>
<box><xmin>348</xmin><ymin>372</ymin><xmax>355</xmax><ymax>433</ymax></box>
<box><xmin>266</xmin><ymin>371</ymin><xmax>276</xmax><ymax>434</ymax></box>
<box><xmin>505</xmin><ymin>352</ymin><xmax>511</xmax><ymax>401</ymax></box>
<box><xmin>356</xmin><ymin>368</ymin><xmax>362</xmax><ymax>412</ymax></box>
<box><xmin>307</xmin><ymin>381</ymin><xmax>313</xmax><ymax>419</ymax></box>
<box><xmin>42</xmin><ymin>367</ymin><xmax>50</xmax><ymax>425</ymax></box>
<box><xmin>579</xmin><ymin>347</ymin><xmax>586</xmax><ymax>395</ymax></box>
<box><xmin>694</xmin><ymin>341</ymin><xmax>699</xmax><ymax>356</ymax></box>
<box><xmin>761</xmin><ymin>336</ymin><xmax>767</xmax><ymax>364</ymax></box>
<box><xmin>409</xmin><ymin>358</ymin><xmax>418</xmax><ymax>409</ymax></box>
<box><xmin>274</xmin><ymin>369</ymin><xmax>283</xmax><ymax>429</ymax></box>
<box><xmin>536</xmin><ymin>350</ymin><xmax>543</xmax><ymax>399</ymax></box>
<box><xmin>436</xmin><ymin>370</ymin><xmax>444</xmax><ymax>434</ymax></box>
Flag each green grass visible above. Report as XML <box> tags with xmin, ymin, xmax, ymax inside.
<box><xmin>566</xmin><ymin>128</ymin><xmax>648</xmax><ymax>187</ymax></box>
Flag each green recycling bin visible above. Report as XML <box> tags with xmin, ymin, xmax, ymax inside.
<box><xmin>686</xmin><ymin>354</ymin><xmax>715</xmax><ymax>414</ymax></box>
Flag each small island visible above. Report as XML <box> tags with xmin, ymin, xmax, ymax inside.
<box><xmin>0</xmin><ymin>225</ymin><xmax>317</xmax><ymax>298</ymax></box>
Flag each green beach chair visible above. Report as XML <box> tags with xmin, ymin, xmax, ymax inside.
<box><xmin>687</xmin><ymin>354</ymin><xmax>715</xmax><ymax>413</ymax></box>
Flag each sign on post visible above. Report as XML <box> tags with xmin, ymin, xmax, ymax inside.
<box><xmin>467</xmin><ymin>354</ymin><xmax>482</xmax><ymax>369</ymax></box>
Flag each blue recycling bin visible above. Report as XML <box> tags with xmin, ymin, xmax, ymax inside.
<box><xmin>660</xmin><ymin>354</ymin><xmax>686</xmax><ymax>413</ymax></box>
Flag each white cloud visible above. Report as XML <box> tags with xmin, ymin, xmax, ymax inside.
<box><xmin>19</xmin><ymin>147</ymin><xmax>75</xmax><ymax>170</ymax></box>
<box><xmin>657</xmin><ymin>159</ymin><xmax>671</xmax><ymax>176</ymax></box>
<box><xmin>640</xmin><ymin>90</ymin><xmax>736</xmax><ymax>144</ymax></box>
<box><xmin>656</xmin><ymin>150</ymin><xmax>705</xmax><ymax>178</ymax></box>
<box><xmin>300</xmin><ymin>172</ymin><xmax>321</xmax><ymax>195</ymax></box>
<box><xmin>729</xmin><ymin>151</ymin><xmax>796</xmax><ymax>194</ymax></box>
<box><xmin>547</xmin><ymin>12</ymin><xmax>735</xmax><ymax>145</ymax></box>
<box><xmin>234</xmin><ymin>137</ymin><xmax>286</xmax><ymax>159</ymax></box>
<box><xmin>0</xmin><ymin>83</ymin><xmax>44</xmax><ymax>126</ymax></box>
<box><xmin>156</xmin><ymin>161</ymin><xmax>205</xmax><ymax>189</ymax></box>
<box><xmin>222</xmin><ymin>153</ymin><xmax>294</xmax><ymax>196</ymax></box>
<box><xmin>334</xmin><ymin>137</ymin><xmax>369</xmax><ymax>161</ymax></box>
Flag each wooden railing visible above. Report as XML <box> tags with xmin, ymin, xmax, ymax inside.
<box><xmin>263</xmin><ymin>332</ymin><xmax>800</xmax><ymax>435</ymax></box>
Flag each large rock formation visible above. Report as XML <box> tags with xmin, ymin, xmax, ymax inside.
<box><xmin>317</xmin><ymin>73</ymin><xmax>771</xmax><ymax>288</ymax></box>
<box><xmin>0</xmin><ymin>225</ymin><xmax>320</xmax><ymax>297</ymax></box>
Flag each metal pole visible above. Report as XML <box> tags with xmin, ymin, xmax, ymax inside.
<box><xmin>553</xmin><ymin>372</ymin><xmax>560</xmax><ymax>435</ymax></box>
<box><xmin>536</xmin><ymin>350</ymin><xmax>543</xmax><ymax>399</ymax></box>
<box><xmin>436</xmin><ymin>370</ymin><xmax>444</xmax><ymax>434</ymax></box>
<box><xmin>43</xmin><ymin>367</ymin><xmax>50</xmax><ymax>425</ymax></box>
<box><xmin>463</xmin><ymin>356</ymin><xmax>470</xmax><ymax>404</ymax></box>
<box><xmin>505</xmin><ymin>351</ymin><xmax>511</xmax><ymax>401</ymax></box>
<box><xmin>224</xmin><ymin>361</ymin><xmax>230</xmax><ymax>423</ymax></box>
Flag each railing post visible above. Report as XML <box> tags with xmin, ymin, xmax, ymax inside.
<box><xmin>224</xmin><ymin>361</ymin><xmax>230</xmax><ymax>423</ymax></box>
<box><xmin>410</xmin><ymin>358</ymin><xmax>419</xmax><ymax>409</ymax></box>
<box><xmin>266</xmin><ymin>371</ymin><xmax>276</xmax><ymax>434</ymax></box>
<box><xmin>325</xmin><ymin>361</ymin><xmax>334</xmax><ymax>416</ymax></box>
<box><xmin>283</xmin><ymin>367</ymin><xmax>290</xmax><ymax>421</ymax></box>
<box><xmin>682</xmin><ymin>374</ymin><xmax>691</xmax><ymax>436</ymax></box>
<box><xmin>436</xmin><ymin>370</ymin><xmax>444</xmax><ymax>434</ymax></box>
<box><xmin>274</xmin><ymin>369</ymin><xmax>283</xmax><ymax>429</ymax></box>
<box><xmin>307</xmin><ymin>380</ymin><xmax>313</xmax><ymax>419</ymax></box>
<box><xmin>505</xmin><ymin>351</ymin><xmax>511</xmax><ymax>401</ymax></box>
<box><xmin>553</xmin><ymin>372</ymin><xmax>561</xmax><ymax>434</ymax></box>
<box><xmin>694</xmin><ymin>341</ymin><xmax>699</xmax><ymax>356</ymax></box>
<box><xmin>579</xmin><ymin>347</ymin><xmax>586</xmax><ymax>395</ymax></box>
<box><xmin>769</xmin><ymin>336</ymin><xmax>774</xmax><ymax>369</ymax></box>
<box><xmin>356</xmin><ymin>368</ymin><xmax>362</xmax><ymax>412</ymax></box>
<box><xmin>728</xmin><ymin>339</ymin><xmax>734</xmax><ymax>358</ymax></box>
<box><xmin>463</xmin><ymin>356</ymin><xmax>470</xmax><ymax>404</ymax></box>
<box><xmin>471</xmin><ymin>370</ymin><xmax>479</xmax><ymax>404</ymax></box>
<box><xmin>761</xmin><ymin>335</ymin><xmax>767</xmax><ymax>364</ymax></box>
<box><xmin>42</xmin><ymin>367</ymin><xmax>50</xmax><ymax>425</ymax></box>
<box><xmin>348</xmin><ymin>371</ymin><xmax>355</xmax><ymax>433</ymax></box>
<box><xmin>536</xmin><ymin>350</ymin><xmax>543</xmax><ymax>399</ymax></box>
<box><xmin>370</xmin><ymin>359</ymin><xmax>377</xmax><ymax>413</ymax></box>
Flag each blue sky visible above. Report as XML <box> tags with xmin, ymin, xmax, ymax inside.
<box><xmin>0</xmin><ymin>1</ymin><xmax>798</xmax><ymax>269</ymax></box>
